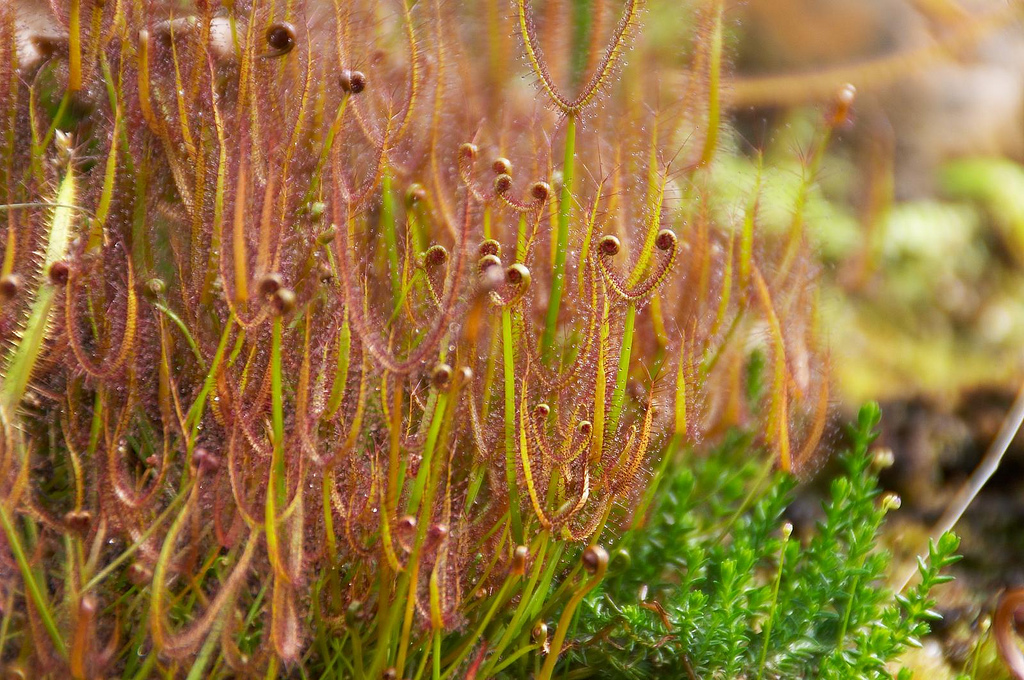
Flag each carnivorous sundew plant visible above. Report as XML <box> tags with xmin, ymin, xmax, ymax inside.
<box><xmin>0</xmin><ymin>0</ymin><xmax>957</xmax><ymax>677</ymax></box>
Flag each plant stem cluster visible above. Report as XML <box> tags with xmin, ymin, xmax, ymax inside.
<box><xmin>0</xmin><ymin>1</ymin><xmax>885</xmax><ymax>677</ymax></box>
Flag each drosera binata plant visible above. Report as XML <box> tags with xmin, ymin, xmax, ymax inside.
<box><xmin>0</xmin><ymin>1</ymin><xmax>952</xmax><ymax>678</ymax></box>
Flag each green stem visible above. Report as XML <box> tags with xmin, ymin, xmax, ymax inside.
<box><xmin>81</xmin><ymin>484</ymin><xmax>191</xmax><ymax>592</ymax></box>
<box><xmin>480</xmin><ymin>533</ymin><xmax>551</xmax><ymax>676</ymax></box>
<box><xmin>835</xmin><ymin>571</ymin><xmax>861</xmax><ymax>653</ymax></box>
<box><xmin>130</xmin><ymin>144</ymin><xmax>151</xmax><ymax>273</ymax></box>
<box><xmin>351</xmin><ymin>625</ymin><xmax>365</xmax><ymax>678</ymax></box>
<box><xmin>185</xmin><ymin>318</ymin><xmax>236</xmax><ymax>446</ymax></box>
<box><xmin>541</xmin><ymin>114</ymin><xmax>576</xmax><ymax>360</ymax></box>
<box><xmin>516</xmin><ymin>213</ymin><xmax>528</xmax><ymax>263</ymax></box>
<box><xmin>271</xmin><ymin>317</ymin><xmax>284</xmax><ymax>464</ymax></box>
<box><xmin>393</xmin><ymin>389</ymin><xmax>454</xmax><ymax>675</ymax></box>
<box><xmin>265</xmin><ymin>316</ymin><xmax>287</xmax><ymax>578</ymax></box>
<box><xmin>324</xmin><ymin>318</ymin><xmax>351</xmax><ymax>419</ymax></box>
<box><xmin>0</xmin><ymin>590</ymin><xmax>13</xmax><ymax>657</ymax></box>
<box><xmin>439</xmin><ymin>576</ymin><xmax>516</xmax><ymax>679</ymax></box>
<box><xmin>321</xmin><ymin>477</ymin><xmax>341</xmax><ymax>612</ymax></box>
<box><xmin>381</xmin><ymin>169</ymin><xmax>402</xmax><ymax>311</ymax></box>
<box><xmin>431</xmin><ymin>629</ymin><xmax>441</xmax><ymax>680</ymax></box>
<box><xmin>152</xmin><ymin>302</ymin><xmax>206</xmax><ymax>369</ymax></box>
<box><xmin>756</xmin><ymin>530</ymin><xmax>790</xmax><ymax>680</ymax></box>
<box><xmin>186</xmin><ymin>577</ymin><xmax>235</xmax><ymax>680</ymax></box>
<box><xmin>301</xmin><ymin>95</ymin><xmax>350</xmax><ymax>208</ymax></box>
<box><xmin>522</xmin><ymin>542</ymin><xmax>566</xmax><ymax>624</ymax></box>
<box><xmin>538</xmin><ymin>549</ymin><xmax>608</xmax><ymax>680</ymax></box>
<box><xmin>0</xmin><ymin>505</ymin><xmax>67</xmax><ymax>657</ymax></box>
<box><xmin>406</xmin><ymin>392</ymin><xmax>448</xmax><ymax>515</ymax></box>
<box><xmin>489</xmin><ymin>642</ymin><xmax>540</xmax><ymax>675</ymax></box>
<box><xmin>367</xmin><ymin>574</ymin><xmax>408</xmax><ymax>678</ymax></box>
<box><xmin>503</xmin><ymin>308</ymin><xmax>524</xmax><ymax>544</ymax></box>
<box><xmin>68</xmin><ymin>0</ymin><xmax>82</xmax><ymax>91</ymax></box>
<box><xmin>38</xmin><ymin>91</ymin><xmax>71</xmax><ymax>161</ymax></box>
<box><xmin>607</xmin><ymin>302</ymin><xmax>636</xmax><ymax>432</ymax></box>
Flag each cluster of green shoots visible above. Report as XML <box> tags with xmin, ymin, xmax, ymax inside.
<box><xmin>569</xmin><ymin>402</ymin><xmax>962</xmax><ymax>679</ymax></box>
<box><xmin>0</xmin><ymin>0</ymin><xmax>888</xmax><ymax>677</ymax></box>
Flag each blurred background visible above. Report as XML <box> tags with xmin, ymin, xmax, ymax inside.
<box><xmin>716</xmin><ymin>1</ymin><xmax>1024</xmax><ymax>676</ymax></box>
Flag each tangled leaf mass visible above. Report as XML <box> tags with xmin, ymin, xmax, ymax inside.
<box><xmin>0</xmin><ymin>1</ymin><xmax>881</xmax><ymax>678</ymax></box>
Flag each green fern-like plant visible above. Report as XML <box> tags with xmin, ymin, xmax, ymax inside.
<box><xmin>567</xmin><ymin>403</ymin><xmax>961</xmax><ymax>679</ymax></box>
